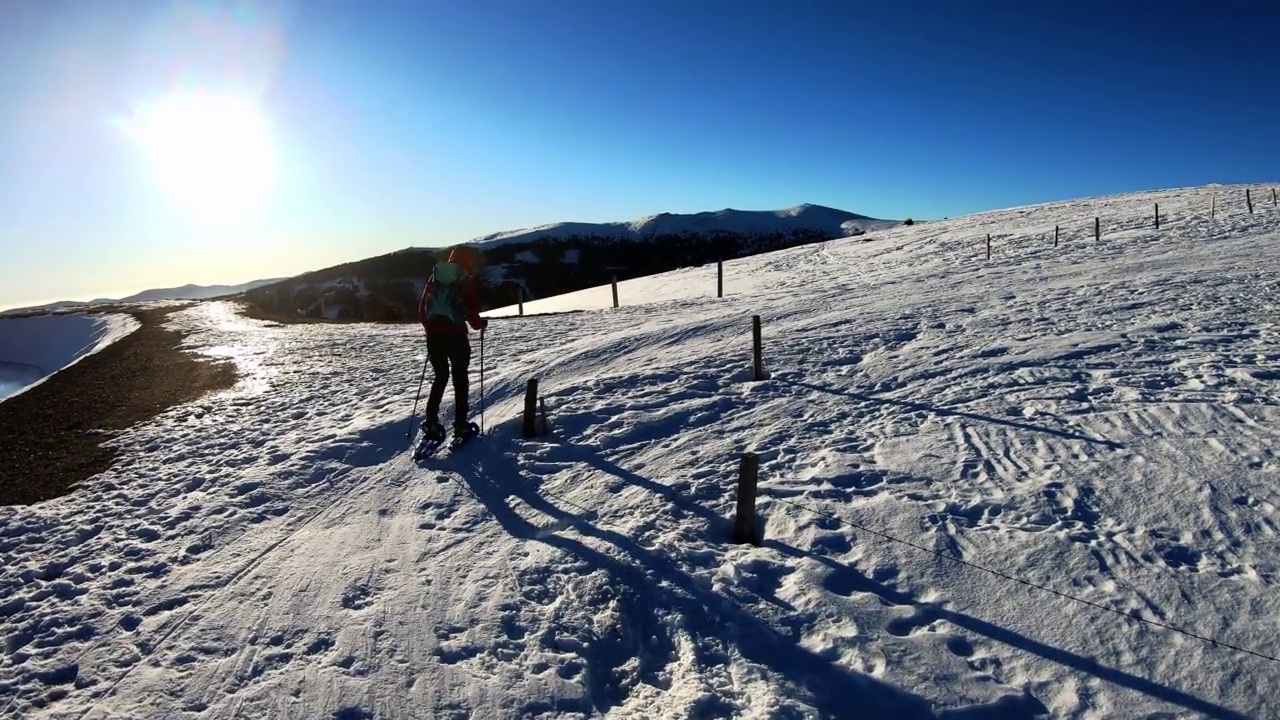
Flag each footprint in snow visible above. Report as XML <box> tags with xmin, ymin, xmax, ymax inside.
<box><xmin>924</xmin><ymin>500</ymin><xmax>1006</xmax><ymax>530</ymax></box>
<box><xmin>1157</xmin><ymin>543</ymin><xmax>1205</xmax><ymax>571</ymax></box>
<box><xmin>946</xmin><ymin>635</ymin><xmax>975</xmax><ymax>657</ymax></box>
<box><xmin>305</xmin><ymin>634</ymin><xmax>335</xmax><ymax>656</ymax></box>
<box><xmin>432</xmin><ymin>625</ymin><xmax>482</xmax><ymax>665</ymax></box>
<box><xmin>809</xmin><ymin>532</ymin><xmax>853</xmax><ymax>555</ymax></box>
<box><xmin>885</xmin><ymin>604</ymin><xmax>941</xmax><ymax>638</ymax></box>
<box><xmin>143</xmin><ymin>594</ymin><xmax>190</xmax><ymax>617</ymax></box>
<box><xmin>958</xmin><ymin>457</ymin><xmax>996</xmax><ymax>483</ymax></box>
<box><xmin>1042</xmin><ymin>481</ymin><xmax>1103</xmax><ymax>527</ymax></box>
<box><xmin>966</xmin><ymin>653</ymin><xmax>1007</xmax><ymax>682</ymax></box>
<box><xmin>341</xmin><ymin>581</ymin><xmax>375</xmax><ymax>611</ymax></box>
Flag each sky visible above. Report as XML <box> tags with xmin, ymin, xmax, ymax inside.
<box><xmin>1</xmin><ymin>0</ymin><xmax>1278</xmax><ymax>310</ymax></box>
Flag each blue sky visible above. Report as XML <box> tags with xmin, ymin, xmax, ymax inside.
<box><xmin>1</xmin><ymin>0</ymin><xmax>1278</xmax><ymax>309</ymax></box>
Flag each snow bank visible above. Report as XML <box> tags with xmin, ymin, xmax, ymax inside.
<box><xmin>0</xmin><ymin>313</ymin><xmax>141</xmax><ymax>401</ymax></box>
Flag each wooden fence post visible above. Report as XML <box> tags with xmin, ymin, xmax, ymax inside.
<box><xmin>1247</xmin><ymin>189</ymin><xmax>1254</xmax><ymax>214</ymax></box>
<box><xmin>522</xmin><ymin>379</ymin><xmax>539</xmax><ymax>438</ymax></box>
<box><xmin>1272</xmin><ymin>188</ymin><xmax>1277</xmax><ymax>207</ymax></box>
<box><xmin>1211</xmin><ymin>194</ymin><xmax>1216</xmax><ymax>219</ymax></box>
<box><xmin>986</xmin><ymin>233</ymin><xmax>991</xmax><ymax>260</ymax></box>
<box><xmin>717</xmin><ymin>260</ymin><xmax>724</xmax><ymax>298</ymax></box>
<box><xmin>732</xmin><ymin>452</ymin><xmax>760</xmax><ymax>545</ymax></box>
<box><xmin>611</xmin><ymin>274</ymin><xmax>619</xmax><ymax>308</ymax></box>
<box><xmin>1094</xmin><ymin>217</ymin><xmax>1100</xmax><ymax>241</ymax></box>
<box><xmin>752</xmin><ymin>315</ymin><xmax>764</xmax><ymax>381</ymax></box>
<box><xmin>518</xmin><ymin>287</ymin><xmax>524</xmax><ymax>317</ymax></box>
<box><xmin>1054</xmin><ymin>224</ymin><xmax>1059</xmax><ymax>247</ymax></box>
<box><xmin>1154</xmin><ymin>203</ymin><xmax>1160</xmax><ymax>229</ymax></box>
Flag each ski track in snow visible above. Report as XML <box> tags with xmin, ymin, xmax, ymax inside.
<box><xmin>1</xmin><ymin>184</ymin><xmax>1278</xmax><ymax>719</ymax></box>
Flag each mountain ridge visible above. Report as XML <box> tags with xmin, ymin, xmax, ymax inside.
<box><xmin>6</xmin><ymin>201</ymin><xmax>902</xmax><ymax>320</ymax></box>
<box><xmin>425</xmin><ymin>202</ymin><xmax>898</xmax><ymax>250</ymax></box>
<box><xmin>2</xmin><ymin>279</ymin><xmax>286</xmax><ymax>316</ymax></box>
<box><xmin>241</xmin><ymin>201</ymin><xmax>905</xmax><ymax>321</ymax></box>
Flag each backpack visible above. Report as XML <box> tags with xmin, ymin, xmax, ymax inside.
<box><xmin>426</xmin><ymin>262</ymin><xmax>468</xmax><ymax>324</ymax></box>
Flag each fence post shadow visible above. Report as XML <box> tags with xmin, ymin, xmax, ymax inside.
<box><xmin>761</xmin><ymin>537</ymin><xmax>1248</xmax><ymax>720</ymax></box>
<box><xmin>449</xmin><ymin>440</ymin><xmax>940</xmax><ymax>719</ymax></box>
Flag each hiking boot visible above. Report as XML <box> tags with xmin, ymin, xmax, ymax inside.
<box><xmin>421</xmin><ymin>420</ymin><xmax>446</xmax><ymax>442</ymax></box>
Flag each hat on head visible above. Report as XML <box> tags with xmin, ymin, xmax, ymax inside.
<box><xmin>447</xmin><ymin>245</ymin><xmax>476</xmax><ymax>270</ymax></box>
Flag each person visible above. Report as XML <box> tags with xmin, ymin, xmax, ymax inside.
<box><xmin>417</xmin><ymin>246</ymin><xmax>488</xmax><ymax>441</ymax></box>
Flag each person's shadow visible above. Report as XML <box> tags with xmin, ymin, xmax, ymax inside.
<box><xmin>434</xmin><ymin>430</ymin><xmax>1064</xmax><ymax>719</ymax></box>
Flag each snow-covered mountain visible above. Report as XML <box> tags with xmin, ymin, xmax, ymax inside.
<box><xmin>4</xmin><ymin>182</ymin><xmax>1277</xmax><ymax>718</ymax></box>
<box><xmin>454</xmin><ymin>203</ymin><xmax>901</xmax><ymax>248</ymax></box>
<box><xmin>2</xmin><ymin>279</ymin><xmax>283</xmax><ymax>316</ymax></box>
<box><xmin>243</xmin><ymin>203</ymin><xmax>902</xmax><ymax>321</ymax></box>
<box><xmin>115</xmin><ymin>279</ymin><xmax>285</xmax><ymax>304</ymax></box>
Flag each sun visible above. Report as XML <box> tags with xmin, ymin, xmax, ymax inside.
<box><xmin>121</xmin><ymin>90</ymin><xmax>276</xmax><ymax>222</ymax></box>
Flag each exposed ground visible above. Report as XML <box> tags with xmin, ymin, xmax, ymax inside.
<box><xmin>0</xmin><ymin>307</ymin><xmax>238</xmax><ymax>506</ymax></box>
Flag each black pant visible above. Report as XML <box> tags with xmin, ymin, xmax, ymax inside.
<box><xmin>425</xmin><ymin>331</ymin><xmax>471</xmax><ymax>429</ymax></box>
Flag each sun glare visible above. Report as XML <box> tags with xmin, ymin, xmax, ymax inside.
<box><xmin>122</xmin><ymin>91</ymin><xmax>276</xmax><ymax>222</ymax></box>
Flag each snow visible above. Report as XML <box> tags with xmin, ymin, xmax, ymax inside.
<box><xmin>2</xmin><ymin>183</ymin><xmax>1279</xmax><ymax>718</ymax></box>
<box><xmin>415</xmin><ymin>203</ymin><xmax>900</xmax><ymax>251</ymax></box>
<box><xmin>0</xmin><ymin>313</ymin><xmax>140</xmax><ymax>402</ymax></box>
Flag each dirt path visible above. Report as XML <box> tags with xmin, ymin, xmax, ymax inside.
<box><xmin>0</xmin><ymin>307</ymin><xmax>237</xmax><ymax>506</ymax></box>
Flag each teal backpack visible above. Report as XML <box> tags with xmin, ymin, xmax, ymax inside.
<box><xmin>426</xmin><ymin>262</ymin><xmax>468</xmax><ymax>324</ymax></box>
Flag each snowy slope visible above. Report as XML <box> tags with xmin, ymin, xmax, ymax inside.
<box><xmin>434</xmin><ymin>203</ymin><xmax>900</xmax><ymax>249</ymax></box>
<box><xmin>0</xmin><ymin>313</ymin><xmax>139</xmax><ymax>401</ymax></box>
<box><xmin>1</xmin><ymin>183</ymin><xmax>1278</xmax><ymax>718</ymax></box>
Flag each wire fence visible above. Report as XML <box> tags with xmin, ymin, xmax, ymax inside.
<box><xmin>492</xmin><ymin>185</ymin><xmax>1277</xmax><ymax>318</ymax></box>
<box><xmin>501</xmin><ymin>443</ymin><xmax>1280</xmax><ymax>670</ymax></box>
<box><xmin>496</xmin><ymin>183</ymin><xmax>1280</xmax><ymax>673</ymax></box>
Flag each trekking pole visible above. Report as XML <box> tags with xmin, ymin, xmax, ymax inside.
<box><xmin>479</xmin><ymin>325</ymin><xmax>486</xmax><ymax>434</ymax></box>
<box><xmin>406</xmin><ymin>327</ymin><xmax>430</xmax><ymax>446</ymax></box>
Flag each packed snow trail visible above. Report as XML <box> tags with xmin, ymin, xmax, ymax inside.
<box><xmin>0</xmin><ymin>183</ymin><xmax>1277</xmax><ymax>718</ymax></box>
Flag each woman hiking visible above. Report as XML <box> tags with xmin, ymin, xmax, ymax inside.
<box><xmin>416</xmin><ymin>246</ymin><xmax>488</xmax><ymax>442</ymax></box>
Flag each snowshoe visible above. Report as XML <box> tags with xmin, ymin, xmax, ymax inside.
<box><xmin>413</xmin><ymin>420</ymin><xmax>448</xmax><ymax>460</ymax></box>
<box><xmin>422</xmin><ymin>420</ymin><xmax>447</xmax><ymax>442</ymax></box>
<box><xmin>450</xmin><ymin>421</ymin><xmax>480</xmax><ymax>449</ymax></box>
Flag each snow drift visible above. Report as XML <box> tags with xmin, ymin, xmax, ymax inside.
<box><xmin>0</xmin><ymin>313</ymin><xmax>139</xmax><ymax>402</ymax></box>
<box><xmin>0</xmin><ymin>183</ymin><xmax>1277</xmax><ymax>719</ymax></box>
